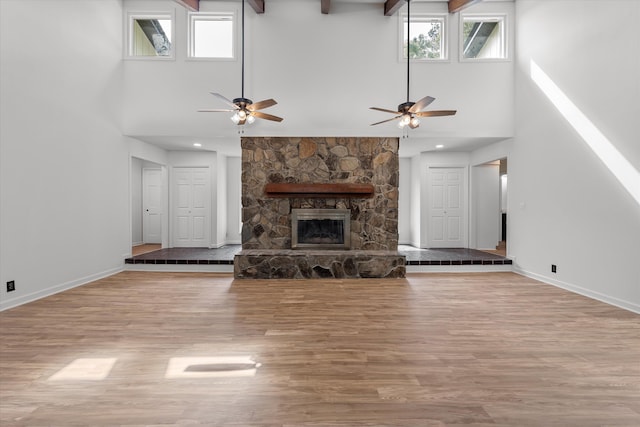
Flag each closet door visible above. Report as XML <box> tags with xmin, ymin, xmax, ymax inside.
<box><xmin>173</xmin><ymin>167</ymin><xmax>210</xmax><ymax>247</ymax></box>
<box><xmin>428</xmin><ymin>167</ymin><xmax>465</xmax><ymax>248</ymax></box>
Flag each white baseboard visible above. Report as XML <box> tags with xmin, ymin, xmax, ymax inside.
<box><xmin>514</xmin><ymin>267</ymin><xmax>640</xmax><ymax>314</ymax></box>
<box><xmin>0</xmin><ymin>266</ymin><xmax>123</xmax><ymax>312</ymax></box>
<box><xmin>209</xmin><ymin>241</ymin><xmax>237</xmax><ymax>249</ymax></box>
<box><xmin>132</xmin><ymin>241</ymin><xmax>144</xmax><ymax>247</ymax></box>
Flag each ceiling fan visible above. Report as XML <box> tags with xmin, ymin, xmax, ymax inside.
<box><xmin>198</xmin><ymin>0</ymin><xmax>282</xmax><ymax>126</ymax></box>
<box><xmin>370</xmin><ymin>0</ymin><xmax>456</xmax><ymax>130</ymax></box>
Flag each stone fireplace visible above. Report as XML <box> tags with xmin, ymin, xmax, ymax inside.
<box><xmin>234</xmin><ymin>137</ymin><xmax>405</xmax><ymax>279</ymax></box>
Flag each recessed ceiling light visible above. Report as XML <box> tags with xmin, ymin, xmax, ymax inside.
<box><xmin>436</xmin><ymin>144</ymin><xmax>444</xmax><ymax>149</ymax></box>
<box><xmin>193</xmin><ymin>143</ymin><xmax>202</xmax><ymax>147</ymax></box>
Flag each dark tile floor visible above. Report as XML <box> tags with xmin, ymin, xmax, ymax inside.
<box><xmin>398</xmin><ymin>245</ymin><xmax>511</xmax><ymax>266</ymax></box>
<box><xmin>125</xmin><ymin>245</ymin><xmax>511</xmax><ymax>266</ymax></box>
<box><xmin>125</xmin><ymin>246</ymin><xmax>238</xmax><ymax>265</ymax></box>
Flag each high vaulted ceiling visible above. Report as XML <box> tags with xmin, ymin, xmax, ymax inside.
<box><xmin>127</xmin><ymin>0</ymin><xmax>513</xmax><ymax>157</ymax></box>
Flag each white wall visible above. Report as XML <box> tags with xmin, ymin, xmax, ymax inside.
<box><xmin>398</xmin><ymin>157</ymin><xmax>412</xmax><ymax>244</ymax></box>
<box><xmin>129</xmin><ymin>137</ymin><xmax>169</xmax><ymax>167</ymax></box>
<box><xmin>512</xmin><ymin>0</ymin><xmax>640</xmax><ymax>312</ymax></box>
<box><xmin>122</xmin><ymin>0</ymin><xmax>515</xmax><ymax>142</ymax></box>
<box><xmin>0</xmin><ymin>0</ymin><xmax>127</xmax><ymax>310</ymax></box>
<box><xmin>470</xmin><ymin>139</ymin><xmax>511</xmax><ymax>167</ymax></box>
<box><xmin>216</xmin><ymin>154</ymin><xmax>228</xmax><ymax>247</ymax></box>
<box><xmin>409</xmin><ymin>154</ymin><xmax>423</xmax><ymax>246</ymax></box>
<box><xmin>226</xmin><ymin>157</ymin><xmax>242</xmax><ymax>244</ymax></box>
<box><xmin>131</xmin><ymin>157</ymin><xmax>144</xmax><ymax>245</ymax></box>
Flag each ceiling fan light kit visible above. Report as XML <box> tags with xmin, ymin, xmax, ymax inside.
<box><xmin>198</xmin><ymin>0</ymin><xmax>283</xmax><ymax>129</ymax></box>
<box><xmin>370</xmin><ymin>0</ymin><xmax>456</xmax><ymax>134</ymax></box>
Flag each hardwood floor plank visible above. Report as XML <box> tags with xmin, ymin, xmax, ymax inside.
<box><xmin>1</xmin><ymin>271</ymin><xmax>638</xmax><ymax>426</ymax></box>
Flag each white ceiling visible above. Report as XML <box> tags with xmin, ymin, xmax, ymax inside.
<box><xmin>131</xmin><ymin>134</ymin><xmax>510</xmax><ymax>157</ymax></box>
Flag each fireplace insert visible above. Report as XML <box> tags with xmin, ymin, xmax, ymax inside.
<box><xmin>291</xmin><ymin>209</ymin><xmax>350</xmax><ymax>250</ymax></box>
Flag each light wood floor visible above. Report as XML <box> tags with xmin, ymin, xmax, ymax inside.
<box><xmin>1</xmin><ymin>272</ymin><xmax>638</xmax><ymax>426</ymax></box>
<box><xmin>132</xmin><ymin>243</ymin><xmax>162</xmax><ymax>256</ymax></box>
<box><xmin>481</xmin><ymin>241</ymin><xmax>507</xmax><ymax>257</ymax></box>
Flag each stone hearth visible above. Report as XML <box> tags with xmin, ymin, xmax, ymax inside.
<box><xmin>234</xmin><ymin>136</ymin><xmax>405</xmax><ymax>279</ymax></box>
<box><xmin>234</xmin><ymin>250</ymin><xmax>405</xmax><ymax>279</ymax></box>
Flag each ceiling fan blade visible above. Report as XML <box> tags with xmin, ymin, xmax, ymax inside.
<box><xmin>409</xmin><ymin>96</ymin><xmax>436</xmax><ymax>113</ymax></box>
<box><xmin>370</xmin><ymin>107</ymin><xmax>401</xmax><ymax>114</ymax></box>
<box><xmin>247</xmin><ymin>99</ymin><xmax>277</xmax><ymax>111</ymax></box>
<box><xmin>210</xmin><ymin>92</ymin><xmax>239</xmax><ymax>109</ymax></box>
<box><xmin>415</xmin><ymin>110</ymin><xmax>457</xmax><ymax>117</ymax></box>
<box><xmin>370</xmin><ymin>115</ymin><xmax>402</xmax><ymax>126</ymax></box>
<box><xmin>251</xmin><ymin>111</ymin><xmax>284</xmax><ymax>122</ymax></box>
<box><xmin>197</xmin><ymin>109</ymin><xmax>236</xmax><ymax>112</ymax></box>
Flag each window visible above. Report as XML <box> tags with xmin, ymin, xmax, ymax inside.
<box><xmin>460</xmin><ymin>14</ymin><xmax>507</xmax><ymax>60</ymax></box>
<box><xmin>127</xmin><ymin>13</ymin><xmax>173</xmax><ymax>59</ymax></box>
<box><xmin>189</xmin><ymin>13</ymin><xmax>234</xmax><ymax>59</ymax></box>
<box><xmin>401</xmin><ymin>14</ymin><xmax>447</xmax><ymax>61</ymax></box>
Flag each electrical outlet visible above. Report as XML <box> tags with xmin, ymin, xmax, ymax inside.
<box><xmin>551</xmin><ymin>265</ymin><xmax>557</xmax><ymax>273</ymax></box>
<box><xmin>7</xmin><ymin>280</ymin><xmax>15</xmax><ymax>292</ymax></box>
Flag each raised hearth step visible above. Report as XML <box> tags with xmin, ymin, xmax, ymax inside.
<box><xmin>234</xmin><ymin>249</ymin><xmax>405</xmax><ymax>279</ymax></box>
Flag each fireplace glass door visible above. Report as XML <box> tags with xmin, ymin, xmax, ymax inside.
<box><xmin>291</xmin><ymin>209</ymin><xmax>350</xmax><ymax>250</ymax></box>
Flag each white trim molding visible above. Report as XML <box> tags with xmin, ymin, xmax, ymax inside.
<box><xmin>0</xmin><ymin>267</ymin><xmax>123</xmax><ymax>312</ymax></box>
<box><xmin>514</xmin><ymin>267</ymin><xmax>640</xmax><ymax>315</ymax></box>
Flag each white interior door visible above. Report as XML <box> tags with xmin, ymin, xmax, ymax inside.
<box><xmin>173</xmin><ymin>167</ymin><xmax>210</xmax><ymax>247</ymax></box>
<box><xmin>143</xmin><ymin>168</ymin><xmax>162</xmax><ymax>244</ymax></box>
<box><xmin>428</xmin><ymin>167</ymin><xmax>466</xmax><ymax>248</ymax></box>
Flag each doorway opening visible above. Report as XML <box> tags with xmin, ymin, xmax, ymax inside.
<box><xmin>131</xmin><ymin>157</ymin><xmax>167</xmax><ymax>256</ymax></box>
<box><xmin>472</xmin><ymin>158</ymin><xmax>507</xmax><ymax>256</ymax></box>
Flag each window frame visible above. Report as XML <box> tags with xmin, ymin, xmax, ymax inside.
<box><xmin>187</xmin><ymin>12</ymin><xmax>236</xmax><ymax>61</ymax></box>
<box><xmin>125</xmin><ymin>12</ymin><xmax>175</xmax><ymax>60</ymax></box>
<box><xmin>398</xmin><ymin>13</ymin><xmax>449</xmax><ymax>63</ymax></box>
<box><xmin>459</xmin><ymin>13</ymin><xmax>509</xmax><ymax>62</ymax></box>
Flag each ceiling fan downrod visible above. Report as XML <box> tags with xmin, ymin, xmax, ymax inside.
<box><xmin>406</xmin><ymin>0</ymin><xmax>411</xmax><ymax>105</ymax></box>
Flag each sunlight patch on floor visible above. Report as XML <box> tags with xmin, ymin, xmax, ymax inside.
<box><xmin>48</xmin><ymin>358</ymin><xmax>117</xmax><ymax>381</ymax></box>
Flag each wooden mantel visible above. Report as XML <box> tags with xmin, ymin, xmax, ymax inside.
<box><xmin>264</xmin><ymin>183</ymin><xmax>375</xmax><ymax>198</ymax></box>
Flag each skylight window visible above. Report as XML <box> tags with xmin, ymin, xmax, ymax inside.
<box><xmin>401</xmin><ymin>14</ymin><xmax>448</xmax><ymax>61</ymax></box>
<box><xmin>189</xmin><ymin>13</ymin><xmax>234</xmax><ymax>59</ymax></box>
<box><xmin>460</xmin><ymin>14</ymin><xmax>507</xmax><ymax>61</ymax></box>
<box><xmin>127</xmin><ymin>13</ymin><xmax>173</xmax><ymax>59</ymax></box>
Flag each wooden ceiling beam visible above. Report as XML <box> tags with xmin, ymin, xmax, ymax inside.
<box><xmin>321</xmin><ymin>0</ymin><xmax>331</xmax><ymax>15</ymax></box>
<box><xmin>172</xmin><ymin>0</ymin><xmax>483</xmax><ymax>17</ymax></box>
<box><xmin>448</xmin><ymin>0</ymin><xmax>483</xmax><ymax>13</ymax></box>
<box><xmin>384</xmin><ymin>0</ymin><xmax>404</xmax><ymax>17</ymax></box>
<box><xmin>247</xmin><ymin>0</ymin><xmax>265</xmax><ymax>14</ymax></box>
<box><xmin>173</xmin><ymin>0</ymin><xmax>199</xmax><ymax>12</ymax></box>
